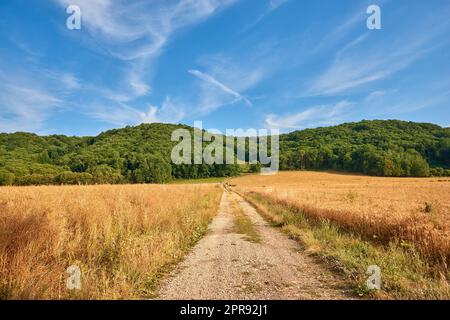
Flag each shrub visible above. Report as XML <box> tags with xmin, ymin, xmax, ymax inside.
<box><xmin>15</xmin><ymin>174</ymin><xmax>55</xmax><ymax>186</ymax></box>
<box><xmin>0</xmin><ymin>170</ymin><xmax>15</xmax><ymax>186</ymax></box>
<box><xmin>249</xmin><ymin>162</ymin><xmax>262</xmax><ymax>173</ymax></box>
<box><xmin>88</xmin><ymin>165</ymin><xmax>123</xmax><ymax>184</ymax></box>
<box><xmin>56</xmin><ymin>171</ymin><xmax>93</xmax><ymax>185</ymax></box>
<box><xmin>430</xmin><ymin>167</ymin><xmax>444</xmax><ymax>177</ymax></box>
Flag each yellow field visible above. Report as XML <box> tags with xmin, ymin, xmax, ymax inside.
<box><xmin>0</xmin><ymin>184</ymin><xmax>222</xmax><ymax>299</ymax></box>
<box><xmin>232</xmin><ymin>171</ymin><xmax>450</xmax><ymax>266</ymax></box>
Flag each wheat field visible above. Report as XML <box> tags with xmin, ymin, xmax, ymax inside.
<box><xmin>0</xmin><ymin>184</ymin><xmax>222</xmax><ymax>299</ymax></box>
<box><xmin>232</xmin><ymin>171</ymin><xmax>450</xmax><ymax>267</ymax></box>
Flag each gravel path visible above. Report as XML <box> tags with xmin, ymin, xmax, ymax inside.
<box><xmin>158</xmin><ymin>190</ymin><xmax>354</xmax><ymax>300</ymax></box>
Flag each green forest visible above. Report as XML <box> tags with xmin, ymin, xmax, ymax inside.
<box><xmin>0</xmin><ymin>120</ymin><xmax>449</xmax><ymax>186</ymax></box>
<box><xmin>279</xmin><ymin>120</ymin><xmax>450</xmax><ymax>177</ymax></box>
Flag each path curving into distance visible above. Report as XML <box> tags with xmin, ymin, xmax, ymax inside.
<box><xmin>158</xmin><ymin>190</ymin><xmax>354</xmax><ymax>300</ymax></box>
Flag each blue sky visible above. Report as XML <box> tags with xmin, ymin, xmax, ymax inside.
<box><xmin>0</xmin><ymin>0</ymin><xmax>449</xmax><ymax>136</ymax></box>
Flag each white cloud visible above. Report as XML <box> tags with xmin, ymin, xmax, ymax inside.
<box><xmin>367</xmin><ymin>90</ymin><xmax>386</xmax><ymax>99</ymax></box>
<box><xmin>53</xmin><ymin>0</ymin><xmax>239</xmax><ymax>124</ymax></box>
<box><xmin>89</xmin><ymin>96</ymin><xmax>185</xmax><ymax>126</ymax></box>
<box><xmin>188</xmin><ymin>69</ymin><xmax>252</xmax><ymax>107</ymax></box>
<box><xmin>309</xmin><ymin>39</ymin><xmax>430</xmax><ymax>95</ymax></box>
<box><xmin>308</xmin><ymin>7</ymin><xmax>450</xmax><ymax>96</ymax></box>
<box><xmin>243</xmin><ymin>0</ymin><xmax>288</xmax><ymax>31</ymax></box>
<box><xmin>200</xmin><ymin>56</ymin><xmax>266</xmax><ymax>92</ymax></box>
<box><xmin>265</xmin><ymin>100</ymin><xmax>351</xmax><ymax>130</ymax></box>
<box><xmin>60</xmin><ymin>73</ymin><xmax>81</xmax><ymax>90</ymax></box>
<box><xmin>89</xmin><ymin>104</ymin><xmax>143</xmax><ymax>126</ymax></box>
<box><xmin>269</xmin><ymin>0</ymin><xmax>288</xmax><ymax>10</ymax></box>
<box><xmin>0</xmin><ymin>58</ymin><xmax>85</xmax><ymax>132</ymax></box>
<box><xmin>183</xmin><ymin>54</ymin><xmax>268</xmax><ymax>115</ymax></box>
<box><xmin>0</xmin><ymin>81</ymin><xmax>62</xmax><ymax>133</ymax></box>
<box><xmin>54</xmin><ymin>0</ymin><xmax>236</xmax><ymax>60</ymax></box>
<box><xmin>154</xmin><ymin>96</ymin><xmax>186</xmax><ymax>122</ymax></box>
<box><xmin>309</xmin><ymin>5</ymin><xmax>368</xmax><ymax>54</ymax></box>
<box><xmin>128</xmin><ymin>70</ymin><xmax>152</xmax><ymax>96</ymax></box>
<box><xmin>383</xmin><ymin>90</ymin><xmax>450</xmax><ymax>115</ymax></box>
<box><xmin>364</xmin><ymin>90</ymin><xmax>386</xmax><ymax>102</ymax></box>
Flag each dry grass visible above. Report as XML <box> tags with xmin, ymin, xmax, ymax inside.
<box><xmin>242</xmin><ymin>192</ymin><xmax>450</xmax><ymax>299</ymax></box>
<box><xmin>0</xmin><ymin>184</ymin><xmax>222</xmax><ymax>299</ymax></box>
<box><xmin>232</xmin><ymin>171</ymin><xmax>450</xmax><ymax>268</ymax></box>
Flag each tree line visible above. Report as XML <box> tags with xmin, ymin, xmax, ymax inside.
<box><xmin>278</xmin><ymin>120</ymin><xmax>450</xmax><ymax>177</ymax></box>
<box><xmin>0</xmin><ymin>120</ymin><xmax>449</xmax><ymax>186</ymax></box>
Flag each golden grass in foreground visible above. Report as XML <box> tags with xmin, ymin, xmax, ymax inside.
<box><xmin>232</xmin><ymin>172</ymin><xmax>450</xmax><ymax>266</ymax></box>
<box><xmin>243</xmin><ymin>193</ymin><xmax>450</xmax><ymax>299</ymax></box>
<box><xmin>231</xmin><ymin>171</ymin><xmax>449</xmax><ymax>299</ymax></box>
<box><xmin>0</xmin><ymin>184</ymin><xmax>222</xmax><ymax>299</ymax></box>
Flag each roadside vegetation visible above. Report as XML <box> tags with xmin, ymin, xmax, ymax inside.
<box><xmin>0</xmin><ymin>184</ymin><xmax>222</xmax><ymax>299</ymax></box>
<box><xmin>232</xmin><ymin>172</ymin><xmax>450</xmax><ymax>299</ymax></box>
<box><xmin>230</xmin><ymin>197</ymin><xmax>261</xmax><ymax>243</ymax></box>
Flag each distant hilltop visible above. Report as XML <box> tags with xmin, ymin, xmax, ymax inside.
<box><xmin>1</xmin><ymin>119</ymin><xmax>449</xmax><ymax>186</ymax></box>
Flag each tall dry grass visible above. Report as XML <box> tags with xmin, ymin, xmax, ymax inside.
<box><xmin>0</xmin><ymin>184</ymin><xmax>222</xmax><ymax>299</ymax></box>
<box><xmin>232</xmin><ymin>172</ymin><xmax>450</xmax><ymax>267</ymax></box>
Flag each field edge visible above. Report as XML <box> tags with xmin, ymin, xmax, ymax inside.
<box><xmin>237</xmin><ymin>190</ymin><xmax>450</xmax><ymax>300</ymax></box>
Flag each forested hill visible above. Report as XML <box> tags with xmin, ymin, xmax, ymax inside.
<box><xmin>1</xmin><ymin>120</ymin><xmax>449</xmax><ymax>186</ymax></box>
<box><xmin>0</xmin><ymin>123</ymin><xmax>240</xmax><ymax>186</ymax></box>
<box><xmin>279</xmin><ymin>120</ymin><xmax>450</xmax><ymax>177</ymax></box>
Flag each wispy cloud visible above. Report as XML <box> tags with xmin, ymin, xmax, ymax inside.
<box><xmin>128</xmin><ymin>69</ymin><xmax>152</xmax><ymax>97</ymax></box>
<box><xmin>54</xmin><ymin>0</ymin><xmax>236</xmax><ymax>73</ymax></box>
<box><xmin>60</xmin><ymin>74</ymin><xmax>81</xmax><ymax>90</ymax></box>
<box><xmin>364</xmin><ymin>90</ymin><xmax>387</xmax><ymax>102</ymax></box>
<box><xmin>0</xmin><ymin>79</ymin><xmax>62</xmax><ymax>133</ymax></box>
<box><xmin>243</xmin><ymin>0</ymin><xmax>288</xmax><ymax>31</ymax></box>
<box><xmin>42</xmin><ymin>70</ymin><xmax>81</xmax><ymax>91</ymax></box>
<box><xmin>70</xmin><ymin>0</ymin><xmax>236</xmax><ymax>61</ymax></box>
<box><xmin>308</xmin><ymin>7</ymin><xmax>450</xmax><ymax>96</ymax></box>
<box><xmin>383</xmin><ymin>90</ymin><xmax>450</xmax><ymax>115</ymax></box>
<box><xmin>269</xmin><ymin>0</ymin><xmax>288</xmax><ymax>10</ymax></box>
<box><xmin>309</xmin><ymin>5</ymin><xmax>368</xmax><ymax>55</ymax></box>
<box><xmin>309</xmin><ymin>38</ymin><xmax>435</xmax><ymax>95</ymax></box>
<box><xmin>89</xmin><ymin>104</ymin><xmax>166</xmax><ymax>127</ymax></box>
<box><xmin>188</xmin><ymin>69</ymin><xmax>252</xmax><ymax>106</ymax></box>
<box><xmin>0</xmin><ymin>62</ymin><xmax>82</xmax><ymax>133</ymax></box>
<box><xmin>54</xmin><ymin>0</ymin><xmax>239</xmax><ymax>121</ymax></box>
<box><xmin>3</xmin><ymin>0</ymin><xmax>449</xmax><ymax>134</ymax></box>
<box><xmin>265</xmin><ymin>100</ymin><xmax>351</xmax><ymax>130</ymax></box>
<box><xmin>89</xmin><ymin>96</ymin><xmax>185</xmax><ymax>126</ymax></box>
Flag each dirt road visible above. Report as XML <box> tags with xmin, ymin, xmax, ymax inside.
<box><xmin>158</xmin><ymin>190</ymin><xmax>353</xmax><ymax>300</ymax></box>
